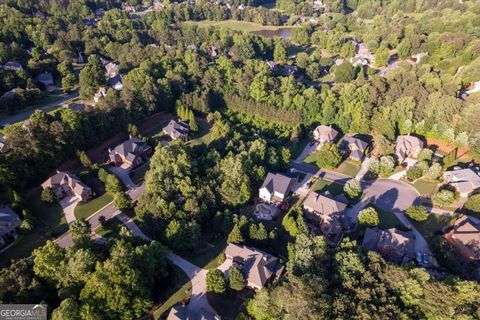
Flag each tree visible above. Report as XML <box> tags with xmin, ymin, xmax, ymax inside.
<box><xmin>41</xmin><ymin>187</ymin><xmax>56</xmax><ymax>203</ymax></box>
<box><xmin>335</xmin><ymin>62</ymin><xmax>355</xmax><ymax>83</ymax></box>
<box><xmin>406</xmin><ymin>166</ymin><xmax>423</xmax><ymax>181</ymax></box>
<box><xmin>464</xmin><ymin>194</ymin><xmax>480</xmax><ymax>213</ymax></box>
<box><xmin>344</xmin><ymin>179</ymin><xmax>362</xmax><ymax>199</ymax></box>
<box><xmin>188</xmin><ymin>110</ymin><xmax>198</xmax><ymax>132</ymax></box>
<box><xmin>316</xmin><ymin>143</ymin><xmax>341</xmax><ymax>169</ymax></box>
<box><xmin>418</xmin><ymin>148</ymin><xmax>433</xmax><ymax>162</ymax></box>
<box><xmin>165</xmin><ymin>220</ymin><xmax>200</xmax><ymax>251</ymax></box>
<box><xmin>229</xmin><ymin>267</ymin><xmax>246</xmax><ymax>291</ymax></box>
<box><xmin>70</xmin><ymin>219</ymin><xmax>92</xmax><ymax>247</ymax></box>
<box><xmin>206</xmin><ymin>269</ymin><xmax>226</xmax><ymax>293</ymax></box>
<box><xmin>273</xmin><ymin>41</ymin><xmax>287</xmax><ymax>63</ymax></box>
<box><xmin>427</xmin><ymin>163</ymin><xmax>443</xmax><ymax>180</ymax></box>
<box><xmin>358</xmin><ymin>207</ymin><xmax>379</xmax><ymax>226</ymax></box>
<box><xmin>219</xmin><ymin>155</ymin><xmax>251</xmax><ymax>206</ymax></box>
<box><xmin>374</xmin><ymin>46</ymin><xmax>390</xmax><ymax>67</ymax></box>
<box><xmin>79</xmin><ymin>55</ymin><xmax>105</xmax><ymax>98</ymax></box>
<box><xmin>379</xmin><ymin>156</ymin><xmax>395</xmax><ymax>177</ymax></box>
<box><xmin>282</xmin><ymin>206</ymin><xmax>307</xmax><ymax>237</ymax></box>
<box><xmin>405</xmin><ymin>205</ymin><xmax>429</xmax><ymax>222</ymax></box>
<box><xmin>433</xmin><ymin>189</ymin><xmax>456</xmax><ymax>206</ymax></box>
<box><xmin>227</xmin><ymin>224</ymin><xmax>245</xmax><ymax>244</ymax></box>
<box><xmin>52</xmin><ymin>298</ymin><xmax>81</xmax><ymax>320</ymax></box>
<box><xmin>77</xmin><ymin>150</ymin><xmax>92</xmax><ymax>168</ymax></box>
<box><xmin>114</xmin><ymin>192</ymin><xmax>132</xmax><ymax>210</ymax></box>
<box><xmin>105</xmin><ymin>174</ymin><xmax>123</xmax><ymax>194</ymax></box>
<box><xmin>33</xmin><ymin>241</ymin><xmax>66</xmax><ymax>284</ymax></box>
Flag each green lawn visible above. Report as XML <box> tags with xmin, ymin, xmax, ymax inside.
<box><xmin>74</xmin><ymin>193</ymin><xmax>113</xmax><ymax>220</ymax></box>
<box><xmin>0</xmin><ymin>189</ymin><xmax>68</xmax><ymax>267</ymax></box>
<box><xmin>412</xmin><ymin>178</ymin><xmax>439</xmax><ymax>196</ymax></box>
<box><xmin>189</xmin><ymin>121</ymin><xmax>213</xmax><ymax>146</ymax></box>
<box><xmin>287</xmin><ymin>135</ymin><xmax>310</xmax><ymax>161</ymax></box>
<box><xmin>96</xmin><ymin>217</ymin><xmax>123</xmax><ymax>237</ymax></box>
<box><xmin>303</xmin><ymin>150</ymin><xmax>318</xmax><ymax>165</ymax></box>
<box><xmin>314</xmin><ymin>179</ymin><xmax>344</xmax><ymax>196</ymax></box>
<box><xmin>130</xmin><ymin>162</ymin><xmax>150</xmax><ymax>184</ymax></box>
<box><xmin>183</xmin><ymin>20</ymin><xmax>290</xmax><ymax>32</ymax></box>
<box><xmin>153</xmin><ymin>265</ymin><xmax>192</xmax><ymax>320</ymax></box>
<box><xmin>409</xmin><ymin>214</ymin><xmax>454</xmax><ymax>241</ymax></box>
<box><xmin>335</xmin><ymin>160</ymin><xmax>360</xmax><ymax>177</ymax></box>
<box><xmin>376</xmin><ymin>207</ymin><xmax>405</xmax><ymax>230</ymax></box>
<box><xmin>181</xmin><ymin>238</ymin><xmax>227</xmax><ymax>270</ymax></box>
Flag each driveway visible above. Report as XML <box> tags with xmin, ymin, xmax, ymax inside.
<box><xmin>355</xmin><ymin>157</ymin><xmax>371</xmax><ymax>181</ymax></box>
<box><xmin>294</xmin><ymin>141</ymin><xmax>318</xmax><ymax>163</ymax></box>
<box><xmin>59</xmin><ymin>196</ymin><xmax>80</xmax><ymax>225</ymax></box>
<box><xmin>108</xmin><ymin>166</ymin><xmax>137</xmax><ymax>189</ymax></box>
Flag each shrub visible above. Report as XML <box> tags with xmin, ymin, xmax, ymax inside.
<box><xmin>316</xmin><ymin>143</ymin><xmax>341</xmax><ymax>169</ymax></box>
<box><xmin>344</xmin><ymin>179</ymin><xmax>362</xmax><ymax>199</ymax></box>
<box><xmin>433</xmin><ymin>189</ymin><xmax>457</xmax><ymax>206</ymax></box>
<box><xmin>406</xmin><ymin>205</ymin><xmax>429</xmax><ymax>222</ymax></box>
<box><xmin>379</xmin><ymin>156</ymin><xmax>395</xmax><ymax>177</ymax></box>
<box><xmin>282</xmin><ymin>206</ymin><xmax>307</xmax><ymax>237</ymax></box>
<box><xmin>229</xmin><ymin>267</ymin><xmax>246</xmax><ymax>291</ymax></box>
<box><xmin>406</xmin><ymin>166</ymin><xmax>423</xmax><ymax>181</ymax></box>
<box><xmin>105</xmin><ymin>174</ymin><xmax>122</xmax><ymax>194</ymax></box>
<box><xmin>427</xmin><ymin>163</ymin><xmax>443</xmax><ymax>180</ymax></box>
<box><xmin>367</xmin><ymin>158</ymin><xmax>380</xmax><ymax>176</ymax></box>
<box><xmin>227</xmin><ymin>224</ymin><xmax>245</xmax><ymax>244</ymax></box>
<box><xmin>206</xmin><ymin>269</ymin><xmax>226</xmax><ymax>293</ymax></box>
<box><xmin>114</xmin><ymin>192</ymin><xmax>132</xmax><ymax>210</ymax></box>
<box><xmin>358</xmin><ymin>207</ymin><xmax>379</xmax><ymax>226</ymax></box>
<box><xmin>464</xmin><ymin>194</ymin><xmax>480</xmax><ymax>213</ymax></box>
<box><xmin>41</xmin><ymin>187</ymin><xmax>56</xmax><ymax>203</ymax></box>
<box><xmin>418</xmin><ymin>148</ymin><xmax>433</xmax><ymax>162</ymax></box>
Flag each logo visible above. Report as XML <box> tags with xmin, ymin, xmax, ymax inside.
<box><xmin>0</xmin><ymin>304</ymin><xmax>47</xmax><ymax>320</ymax></box>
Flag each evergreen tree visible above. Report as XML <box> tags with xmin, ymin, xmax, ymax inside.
<box><xmin>228</xmin><ymin>224</ymin><xmax>245</xmax><ymax>244</ymax></box>
<box><xmin>229</xmin><ymin>267</ymin><xmax>246</xmax><ymax>291</ymax></box>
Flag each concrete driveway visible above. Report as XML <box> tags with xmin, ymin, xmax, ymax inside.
<box><xmin>59</xmin><ymin>196</ymin><xmax>80</xmax><ymax>225</ymax></box>
<box><xmin>108</xmin><ymin>166</ymin><xmax>137</xmax><ymax>189</ymax></box>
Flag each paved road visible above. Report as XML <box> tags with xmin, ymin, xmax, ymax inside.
<box><xmin>0</xmin><ymin>91</ymin><xmax>78</xmax><ymax>126</ymax></box>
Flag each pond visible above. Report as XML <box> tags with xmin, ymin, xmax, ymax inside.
<box><xmin>252</xmin><ymin>27</ymin><xmax>292</xmax><ymax>39</ymax></box>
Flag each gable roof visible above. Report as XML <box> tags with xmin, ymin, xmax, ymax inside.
<box><xmin>395</xmin><ymin>135</ymin><xmax>424</xmax><ymax>158</ymax></box>
<box><xmin>64</xmin><ymin>102</ymin><xmax>85</xmax><ymax>112</ymax></box>
<box><xmin>0</xmin><ymin>207</ymin><xmax>20</xmax><ymax>224</ymax></box>
<box><xmin>444</xmin><ymin>169</ymin><xmax>480</xmax><ymax>195</ymax></box>
<box><xmin>362</xmin><ymin>227</ymin><xmax>415</xmax><ymax>263</ymax></box>
<box><xmin>36</xmin><ymin>72</ymin><xmax>53</xmax><ymax>83</ymax></box>
<box><xmin>112</xmin><ymin>138</ymin><xmax>146</xmax><ymax>157</ymax></box>
<box><xmin>225</xmin><ymin>243</ymin><xmax>282</xmax><ymax>289</ymax></box>
<box><xmin>303</xmin><ymin>192</ymin><xmax>347</xmax><ymax>215</ymax></box>
<box><xmin>260</xmin><ymin>172</ymin><xmax>295</xmax><ymax>196</ymax></box>
<box><xmin>449</xmin><ymin>215</ymin><xmax>480</xmax><ymax>260</ymax></box>
<box><xmin>163</xmin><ymin>120</ymin><xmax>189</xmax><ymax>139</ymax></box>
<box><xmin>42</xmin><ymin>171</ymin><xmax>91</xmax><ymax>195</ymax></box>
<box><xmin>344</xmin><ymin>137</ymin><xmax>368</xmax><ymax>152</ymax></box>
<box><xmin>313</xmin><ymin>125</ymin><xmax>339</xmax><ymax>142</ymax></box>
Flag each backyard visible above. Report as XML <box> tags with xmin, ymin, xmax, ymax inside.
<box><xmin>188</xmin><ymin>120</ymin><xmax>213</xmax><ymax>146</ymax></box>
<box><xmin>153</xmin><ymin>265</ymin><xmax>192</xmax><ymax>319</ymax></box>
<box><xmin>0</xmin><ymin>189</ymin><xmax>68</xmax><ymax>267</ymax></box>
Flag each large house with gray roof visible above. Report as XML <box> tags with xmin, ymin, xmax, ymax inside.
<box><xmin>259</xmin><ymin>172</ymin><xmax>296</xmax><ymax>204</ymax></box>
<box><xmin>109</xmin><ymin>137</ymin><xmax>152</xmax><ymax>169</ymax></box>
<box><xmin>341</xmin><ymin>136</ymin><xmax>369</xmax><ymax>161</ymax></box>
<box><xmin>163</xmin><ymin>120</ymin><xmax>190</xmax><ymax>140</ymax></box>
<box><xmin>444</xmin><ymin>168</ymin><xmax>480</xmax><ymax>197</ymax></box>
<box><xmin>313</xmin><ymin>125</ymin><xmax>339</xmax><ymax>147</ymax></box>
<box><xmin>362</xmin><ymin>227</ymin><xmax>415</xmax><ymax>264</ymax></box>
<box><xmin>224</xmin><ymin>243</ymin><xmax>284</xmax><ymax>290</ymax></box>
<box><xmin>395</xmin><ymin>135</ymin><xmax>424</xmax><ymax>163</ymax></box>
<box><xmin>42</xmin><ymin>171</ymin><xmax>92</xmax><ymax>203</ymax></box>
<box><xmin>444</xmin><ymin>215</ymin><xmax>480</xmax><ymax>261</ymax></box>
<box><xmin>0</xmin><ymin>207</ymin><xmax>21</xmax><ymax>247</ymax></box>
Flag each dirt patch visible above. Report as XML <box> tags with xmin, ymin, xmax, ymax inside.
<box><xmin>86</xmin><ymin>132</ymin><xmax>129</xmax><ymax>164</ymax></box>
<box><xmin>426</xmin><ymin>137</ymin><xmax>470</xmax><ymax>158</ymax></box>
<box><xmin>137</xmin><ymin>112</ymin><xmax>173</xmax><ymax>136</ymax></box>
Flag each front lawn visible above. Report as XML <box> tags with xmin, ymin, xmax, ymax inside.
<box><xmin>74</xmin><ymin>193</ymin><xmax>113</xmax><ymax>220</ymax></box>
<box><xmin>181</xmin><ymin>238</ymin><xmax>227</xmax><ymax>269</ymax></box>
<box><xmin>96</xmin><ymin>217</ymin><xmax>123</xmax><ymax>237</ymax></box>
<box><xmin>335</xmin><ymin>160</ymin><xmax>361</xmax><ymax>177</ymax></box>
<box><xmin>303</xmin><ymin>150</ymin><xmax>318</xmax><ymax>165</ymax></box>
<box><xmin>409</xmin><ymin>214</ymin><xmax>454</xmax><ymax>241</ymax></box>
<box><xmin>153</xmin><ymin>265</ymin><xmax>192</xmax><ymax>320</ymax></box>
<box><xmin>314</xmin><ymin>179</ymin><xmax>344</xmax><ymax>196</ymax></box>
<box><xmin>0</xmin><ymin>189</ymin><xmax>68</xmax><ymax>267</ymax></box>
<box><xmin>376</xmin><ymin>207</ymin><xmax>405</xmax><ymax>230</ymax></box>
<box><xmin>412</xmin><ymin>178</ymin><xmax>438</xmax><ymax>196</ymax></box>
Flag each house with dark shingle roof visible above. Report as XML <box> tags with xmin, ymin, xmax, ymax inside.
<box><xmin>36</xmin><ymin>72</ymin><xmax>54</xmax><ymax>87</ymax></box>
<box><xmin>313</xmin><ymin>125</ymin><xmax>339</xmax><ymax>147</ymax></box>
<box><xmin>3</xmin><ymin>61</ymin><xmax>23</xmax><ymax>71</ymax></box>
<box><xmin>395</xmin><ymin>135</ymin><xmax>424</xmax><ymax>163</ymax></box>
<box><xmin>444</xmin><ymin>215</ymin><xmax>480</xmax><ymax>261</ymax></box>
<box><xmin>163</xmin><ymin>120</ymin><xmax>190</xmax><ymax>140</ymax></box>
<box><xmin>42</xmin><ymin>171</ymin><xmax>92</xmax><ymax>203</ymax></box>
<box><xmin>0</xmin><ymin>207</ymin><xmax>21</xmax><ymax>246</ymax></box>
<box><xmin>109</xmin><ymin>137</ymin><xmax>152</xmax><ymax>169</ymax></box>
<box><xmin>444</xmin><ymin>168</ymin><xmax>480</xmax><ymax>197</ymax></box>
<box><xmin>341</xmin><ymin>136</ymin><xmax>369</xmax><ymax>161</ymax></box>
<box><xmin>224</xmin><ymin>243</ymin><xmax>284</xmax><ymax>290</ymax></box>
<box><xmin>259</xmin><ymin>172</ymin><xmax>296</xmax><ymax>204</ymax></box>
<box><xmin>362</xmin><ymin>227</ymin><xmax>415</xmax><ymax>264</ymax></box>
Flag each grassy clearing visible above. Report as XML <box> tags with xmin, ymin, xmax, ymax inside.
<box><xmin>74</xmin><ymin>193</ymin><xmax>113</xmax><ymax>221</ymax></box>
<box><xmin>182</xmin><ymin>238</ymin><xmax>227</xmax><ymax>270</ymax></box>
<box><xmin>0</xmin><ymin>189</ymin><xmax>68</xmax><ymax>267</ymax></box>
<box><xmin>412</xmin><ymin>178</ymin><xmax>438</xmax><ymax>195</ymax></box>
<box><xmin>335</xmin><ymin>160</ymin><xmax>360</xmax><ymax>177</ymax></box>
<box><xmin>287</xmin><ymin>135</ymin><xmax>310</xmax><ymax>161</ymax></box>
<box><xmin>376</xmin><ymin>207</ymin><xmax>405</xmax><ymax>230</ymax></box>
<box><xmin>409</xmin><ymin>214</ymin><xmax>454</xmax><ymax>241</ymax></box>
<box><xmin>303</xmin><ymin>150</ymin><xmax>318</xmax><ymax>165</ymax></box>
<box><xmin>314</xmin><ymin>179</ymin><xmax>344</xmax><ymax>196</ymax></box>
<box><xmin>153</xmin><ymin>265</ymin><xmax>192</xmax><ymax>320</ymax></box>
<box><xmin>96</xmin><ymin>217</ymin><xmax>123</xmax><ymax>237</ymax></box>
<box><xmin>183</xmin><ymin>20</ymin><xmax>291</xmax><ymax>32</ymax></box>
<box><xmin>189</xmin><ymin>121</ymin><xmax>213</xmax><ymax>146</ymax></box>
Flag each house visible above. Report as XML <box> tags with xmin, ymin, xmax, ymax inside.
<box><xmin>42</xmin><ymin>171</ymin><xmax>92</xmax><ymax>203</ymax></box>
<box><xmin>0</xmin><ymin>88</ymin><xmax>21</xmax><ymax>100</ymax></box>
<box><xmin>313</xmin><ymin>125</ymin><xmax>339</xmax><ymax>146</ymax></box>
<box><xmin>0</xmin><ymin>207</ymin><xmax>21</xmax><ymax>247</ymax></box>
<box><xmin>93</xmin><ymin>87</ymin><xmax>107</xmax><ymax>103</ymax></box>
<box><xmin>362</xmin><ymin>227</ymin><xmax>415</xmax><ymax>264</ymax></box>
<box><xmin>109</xmin><ymin>137</ymin><xmax>152</xmax><ymax>168</ymax></box>
<box><xmin>163</xmin><ymin>120</ymin><xmax>190</xmax><ymax>140</ymax></box>
<box><xmin>64</xmin><ymin>102</ymin><xmax>85</xmax><ymax>112</ymax></box>
<box><xmin>259</xmin><ymin>172</ymin><xmax>296</xmax><ymax>204</ymax></box>
<box><xmin>105</xmin><ymin>62</ymin><xmax>119</xmax><ymax>78</ymax></box>
<box><xmin>350</xmin><ymin>43</ymin><xmax>374</xmax><ymax>66</ymax></box>
<box><xmin>303</xmin><ymin>192</ymin><xmax>347</xmax><ymax>240</ymax></box>
<box><xmin>444</xmin><ymin>168</ymin><xmax>480</xmax><ymax>197</ymax></box>
<box><xmin>36</xmin><ymin>72</ymin><xmax>54</xmax><ymax>87</ymax></box>
<box><xmin>107</xmin><ymin>74</ymin><xmax>123</xmax><ymax>91</ymax></box>
<box><xmin>0</xmin><ymin>134</ymin><xmax>8</xmax><ymax>153</ymax></box>
<box><xmin>395</xmin><ymin>135</ymin><xmax>424</xmax><ymax>163</ymax></box>
<box><xmin>282</xmin><ymin>65</ymin><xmax>298</xmax><ymax>76</ymax></box>
<box><xmin>341</xmin><ymin>137</ymin><xmax>369</xmax><ymax>161</ymax></box>
<box><xmin>224</xmin><ymin>243</ymin><xmax>284</xmax><ymax>290</ymax></box>
<box><xmin>3</xmin><ymin>61</ymin><xmax>23</xmax><ymax>71</ymax></box>
<box><xmin>444</xmin><ymin>215</ymin><xmax>480</xmax><ymax>261</ymax></box>
<box><xmin>209</xmin><ymin>46</ymin><xmax>219</xmax><ymax>57</ymax></box>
